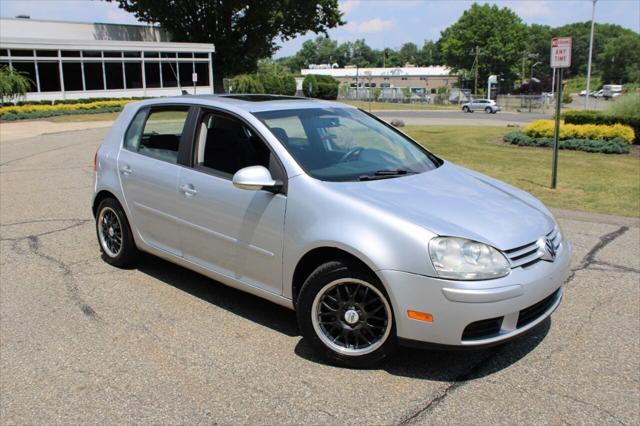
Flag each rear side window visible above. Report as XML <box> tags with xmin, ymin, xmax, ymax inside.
<box><xmin>123</xmin><ymin>106</ymin><xmax>189</xmax><ymax>164</ymax></box>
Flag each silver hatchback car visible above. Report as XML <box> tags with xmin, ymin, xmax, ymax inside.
<box><xmin>93</xmin><ymin>95</ymin><xmax>571</xmax><ymax>367</ymax></box>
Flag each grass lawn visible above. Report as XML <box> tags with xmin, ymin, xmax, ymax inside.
<box><xmin>404</xmin><ymin>126</ymin><xmax>640</xmax><ymax>218</ymax></box>
<box><xmin>340</xmin><ymin>100</ymin><xmax>459</xmax><ymax>111</ymax></box>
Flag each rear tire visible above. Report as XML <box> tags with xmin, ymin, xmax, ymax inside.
<box><xmin>485</xmin><ymin>107</ymin><xmax>492</xmax><ymax>113</ymax></box>
<box><xmin>296</xmin><ymin>259</ymin><xmax>397</xmax><ymax>368</ymax></box>
<box><xmin>96</xmin><ymin>197</ymin><xmax>137</xmax><ymax>267</ymax></box>
<box><xmin>462</xmin><ymin>106</ymin><xmax>469</xmax><ymax>113</ymax></box>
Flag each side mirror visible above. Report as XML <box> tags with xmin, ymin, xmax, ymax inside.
<box><xmin>232</xmin><ymin>166</ymin><xmax>280</xmax><ymax>191</ymax></box>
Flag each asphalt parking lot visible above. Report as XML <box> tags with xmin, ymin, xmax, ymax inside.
<box><xmin>1</xmin><ymin>126</ymin><xmax>639</xmax><ymax>424</ymax></box>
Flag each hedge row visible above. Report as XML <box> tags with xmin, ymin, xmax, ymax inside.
<box><xmin>5</xmin><ymin>97</ymin><xmax>148</xmax><ymax>107</ymax></box>
<box><xmin>504</xmin><ymin>131</ymin><xmax>630</xmax><ymax>154</ymax></box>
<box><xmin>0</xmin><ymin>106</ymin><xmax>123</xmax><ymax>121</ymax></box>
<box><xmin>302</xmin><ymin>74</ymin><xmax>339</xmax><ymax>100</ymax></box>
<box><xmin>523</xmin><ymin>119</ymin><xmax>635</xmax><ymax>144</ymax></box>
<box><xmin>0</xmin><ymin>99</ymin><xmax>132</xmax><ymax>117</ymax></box>
<box><xmin>562</xmin><ymin>110</ymin><xmax>639</xmax><ymax>144</ymax></box>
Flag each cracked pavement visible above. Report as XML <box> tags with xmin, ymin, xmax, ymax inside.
<box><xmin>1</xmin><ymin>126</ymin><xmax>639</xmax><ymax>424</ymax></box>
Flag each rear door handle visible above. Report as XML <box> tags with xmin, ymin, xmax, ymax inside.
<box><xmin>180</xmin><ymin>184</ymin><xmax>197</xmax><ymax>196</ymax></box>
<box><xmin>120</xmin><ymin>165</ymin><xmax>132</xmax><ymax>175</ymax></box>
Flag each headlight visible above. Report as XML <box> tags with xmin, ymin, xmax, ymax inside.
<box><xmin>428</xmin><ymin>237</ymin><xmax>511</xmax><ymax>280</ymax></box>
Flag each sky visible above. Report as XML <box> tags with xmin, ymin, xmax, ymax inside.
<box><xmin>1</xmin><ymin>0</ymin><xmax>638</xmax><ymax>58</ymax></box>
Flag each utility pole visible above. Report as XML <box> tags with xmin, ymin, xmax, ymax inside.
<box><xmin>474</xmin><ymin>46</ymin><xmax>479</xmax><ymax>97</ymax></box>
<box><xmin>585</xmin><ymin>0</ymin><xmax>597</xmax><ymax>109</ymax></box>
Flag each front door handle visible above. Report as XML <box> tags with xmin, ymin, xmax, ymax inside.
<box><xmin>120</xmin><ymin>165</ymin><xmax>132</xmax><ymax>175</ymax></box>
<box><xmin>180</xmin><ymin>184</ymin><xmax>197</xmax><ymax>196</ymax></box>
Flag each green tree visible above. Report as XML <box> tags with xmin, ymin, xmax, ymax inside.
<box><xmin>0</xmin><ymin>66</ymin><xmax>31</xmax><ymax>104</ymax></box>
<box><xmin>231</xmin><ymin>74</ymin><xmax>265</xmax><ymax>93</ymax></box>
<box><xmin>417</xmin><ymin>40</ymin><xmax>441</xmax><ymax>66</ymax></box>
<box><xmin>439</xmin><ymin>4</ymin><xmax>527</xmax><ymax>84</ymax></box>
<box><xmin>597</xmin><ymin>33</ymin><xmax>640</xmax><ymax>84</ymax></box>
<box><xmin>398</xmin><ymin>42</ymin><xmax>418</xmax><ymax>65</ymax></box>
<box><xmin>108</xmin><ymin>0</ymin><xmax>343</xmax><ymax>92</ymax></box>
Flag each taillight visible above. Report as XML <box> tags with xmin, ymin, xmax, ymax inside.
<box><xmin>93</xmin><ymin>149</ymin><xmax>98</xmax><ymax>171</ymax></box>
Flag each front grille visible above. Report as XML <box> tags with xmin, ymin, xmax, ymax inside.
<box><xmin>504</xmin><ymin>227</ymin><xmax>561</xmax><ymax>269</ymax></box>
<box><xmin>462</xmin><ymin>316</ymin><xmax>503</xmax><ymax>341</ymax></box>
<box><xmin>517</xmin><ymin>288</ymin><xmax>560</xmax><ymax>328</ymax></box>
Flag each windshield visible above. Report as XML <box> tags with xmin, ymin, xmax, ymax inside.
<box><xmin>253</xmin><ymin>107</ymin><xmax>441</xmax><ymax>182</ymax></box>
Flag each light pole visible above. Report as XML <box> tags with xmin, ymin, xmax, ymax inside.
<box><xmin>585</xmin><ymin>0</ymin><xmax>597</xmax><ymax>109</ymax></box>
<box><xmin>529</xmin><ymin>62</ymin><xmax>541</xmax><ymax>112</ymax></box>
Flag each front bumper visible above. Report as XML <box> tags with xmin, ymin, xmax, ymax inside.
<box><xmin>379</xmin><ymin>240</ymin><xmax>572</xmax><ymax>346</ymax></box>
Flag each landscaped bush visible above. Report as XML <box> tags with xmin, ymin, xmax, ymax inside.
<box><xmin>524</xmin><ymin>119</ymin><xmax>635</xmax><ymax>144</ymax></box>
<box><xmin>562</xmin><ymin>94</ymin><xmax>640</xmax><ymax>144</ymax></box>
<box><xmin>0</xmin><ymin>99</ymin><xmax>132</xmax><ymax>120</ymax></box>
<box><xmin>303</xmin><ymin>74</ymin><xmax>339</xmax><ymax>100</ymax></box>
<box><xmin>504</xmin><ymin>131</ymin><xmax>630</xmax><ymax>154</ymax></box>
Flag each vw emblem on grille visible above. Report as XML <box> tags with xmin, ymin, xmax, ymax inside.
<box><xmin>537</xmin><ymin>237</ymin><xmax>556</xmax><ymax>262</ymax></box>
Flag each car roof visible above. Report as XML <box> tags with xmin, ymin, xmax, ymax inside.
<box><xmin>130</xmin><ymin>94</ymin><xmax>355</xmax><ymax>113</ymax></box>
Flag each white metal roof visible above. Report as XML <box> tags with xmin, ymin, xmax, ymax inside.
<box><xmin>301</xmin><ymin>66</ymin><xmax>453</xmax><ymax>78</ymax></box>
<box><xmin>0</xmin><ymin>18</ymin><xmax>214</xmax><ymax>52</ymax></box>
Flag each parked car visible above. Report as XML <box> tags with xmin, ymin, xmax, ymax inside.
<box><xmin>579</xmin><ymin>90</ymin><xmax>587</xmax><ymax>96</ymax></box>
<box><xmin>93</xmin><ymin>95</ymin><xmax>571</xmax><ymax>367</ymax></box>
<box><xmin>592</xmin><ymin>89</ymin><xmax>604</xmax><ymax>98</ymax></box>
<box><xmin>461</xmin><ymin>99</ymin><xmax>500</xmax><ymax>113</ymax></box>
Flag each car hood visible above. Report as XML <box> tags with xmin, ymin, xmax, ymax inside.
<box><xmin>327</xmin><ymin>162</ymin><xmax>555</xmax><ymax>250</ymax></box>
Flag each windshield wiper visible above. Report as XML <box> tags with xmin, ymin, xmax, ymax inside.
<box><xmin>358</xmin><ymin>169</ymin><xmax>416</xmax><ymax>181</ymax></box>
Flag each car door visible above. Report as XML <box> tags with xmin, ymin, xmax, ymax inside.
<box><xmin>118</xmin><ymin>105</ymin><xmax>193</xmax><ymax>256</ymax></box>
<box><xmin>175</xmin><ymin>109</ymin><xmax>287</xmax><ymax>295</ymax></box>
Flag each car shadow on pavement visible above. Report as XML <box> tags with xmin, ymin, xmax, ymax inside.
<box><xmin>294</xmin><ymin>319</ymin><xmax>550</xmax><ymax>380</ymax></box>
<box><xmin>135</xmin><ymin>253</ymin><xmax>550</xmax><ymax>380</ymax></box>
<box><xmin>135</xmin><ymin>253</ymin><xmax>299</xmax><ymax>337</ymax></box>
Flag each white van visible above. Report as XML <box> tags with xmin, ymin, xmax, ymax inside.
<box><xmin>603</xmin><ymin>84</ymin><xmax>623</xmax><ymax>100</ymax></box>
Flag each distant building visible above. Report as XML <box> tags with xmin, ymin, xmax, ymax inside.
<box><xmin>0</xmin><ymin>17</ymin><xmax>215</xmax><ymax>101</ymax></box>
<box><xmin>301</xmin><ymin>66</ymin><xmax>457</xmax><ymax>93</ymax></box>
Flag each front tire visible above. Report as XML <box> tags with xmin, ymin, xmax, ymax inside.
<box><xmin>462</xmin><ymin>106</ymin><xmax>470</xmax><ymax>113</ymax></box>
<box><xmin>96</xmin><ymin>197</ymin><xmax>137</xmax><ymax>267</ymax></box>
<box><xmin>296</xmin><ymin>260</ymin><xmax>397</xmax><ymax>368</ymax></box>
<box><xmin>485</xmin><ymin>107</ymin><xmax>492</xmax><ymax>113</ymax></box>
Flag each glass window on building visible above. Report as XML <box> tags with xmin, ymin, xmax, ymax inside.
<box><xmin>10</xmin><ymin>62</ymin><xmax>37</xmax><ymax>91</ymax></box>
<box><xmin>194</xmin><ymin>62</ymin><xmax>209</xmax><ymax>86</ymax></box>
<box><xmin>144</xmin><ymin>51</ymin><xmax>160</xmax><ymax>58</ymax></box>
<box><xmin>179</xmin><ymin>62</ymin><xmax>193</xmax><ymax>86</ymax></box>
<box><xmin>83</xmin><ymin>51</ymin><xmax>102</xmax><ymax>58</ymax></box>
<box><xmin>103</xmin><ymin>51</ymin><xmax>122</xmax><ymax>58</ymax></box>
<box><xmin>0</xmin><ymin>50</ymin><xmax>8</xmax><ymax>57</ymax></box>
<box><xmin>105</xmin><ymin>62</ymin><xmax>124</xmax><ymax>89</ymax></box>
<box><xmin>178</xmin><ymin>52</ymin><xmax>193</xmax><ymax>58</ymax></box>
<box><xmin>161</xmin><ymin>52</ymin><xmax>176</xmax><ymax>58</ymax></box>
<box><xmin>123</xmin><ymin>51</ymin><xmax>141</xmax><ymax>58</ymax></box>
<box><xmin>84</xmin><ymin>62</ymin><xmax>104</xmax><ymax>90</ymax></box>
<box><xmin>124</xmin><ymin>62</ymin><xmax>143</xmax><ymax>89</ymax></box>
<box><xmin>194</xmin><ymin>52</ymin><xmax>208</xmax><ymax>58</ymax></box>
<box><xmin>144</xmin><ymin>62</ymin><xmax>161</xmax><ymax>88</ymax></box>
<box><xmin>37</xmin><ymin>62</ymin><xmax>61</xmax><ymax>92</ymax></box>
<box><xmin>10</xmin><ymin>50</ymin><xmax>34</xmax><ymax>57</ymax></box>
<box><xmin>61</xmin><ymin>50</ymin><xmax>81</xmax><ymax>57</ymax></box>
<box><xmin>62</xmin><ymin>62</ymin><xmax>83</xmax><ymax>91</ymax></box>
<box><xmin>161</xmin><ymin>62</ymin><xmax>178</xmax><ymax>87</ymax></box>
<box><xmin>36</xmin><ymin>50</ymin><xmax>57</xmax><ymax>57</ymax></box>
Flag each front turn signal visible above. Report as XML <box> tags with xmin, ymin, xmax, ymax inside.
<box><xmin>407</xmin><ymin>310</ymin><xmax>433</xmax><ymax>323</ymax></box>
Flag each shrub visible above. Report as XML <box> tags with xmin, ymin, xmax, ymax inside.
<box><xmin>503</xmin><ymin>131</ymin><xmax>630</xmax><ymax>154</ymax></box>
<box><xmin>303</xmin><ymin>74</ymin><xmax>338</xmax><ymax>100</ymax></box>
<box><xmin>231</xmin><ymin>74</ymin><xmax>265</xmax><ymax>94</ymax></box>
<box><xmin>562</xmin><ymin>101</ymin><xmax>640</xmax><ymax>144</ymax></box>
<box><xmin>524</xmin><ymin>120</ymin><xmax>635</xmax><ymax>144</ymax></box>
<box><xmin>0</xmin><ymin>66</ymin><xmax>32</xmax><ymax>104</ymax></box>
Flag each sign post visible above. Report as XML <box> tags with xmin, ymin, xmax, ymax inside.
<box><xmin>192</xmin><ymin>72</ymin><xmax>198</xmax><ymax>95</ymax></box>
<box><xmin>550</xmin><ymin>37</ymin><xmax>571</xmax><ymax>189</ymax></box>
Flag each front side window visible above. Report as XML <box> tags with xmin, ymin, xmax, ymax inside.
<box><xmin>124</xmin><ymin>106</ymin><xmax>189</xmax><ymax>164</ymax></box>
<box><xmin>254</xmin><ymin>108</ymin><xmax>440</xmax><ymax>182</ymax></box>
<box><xmin>193</xmin><ymin>111</ymin><xmax>273</xmax><ymax>177</ymax></box>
